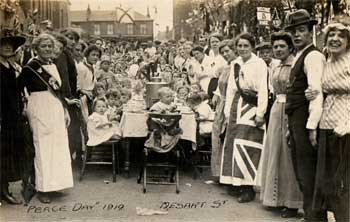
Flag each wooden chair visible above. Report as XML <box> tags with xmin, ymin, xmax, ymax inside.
<box><xmin>79</xmin><ymin>139</ymin><xmax>120</xmax><ymax>182</ymax></box>
<box><xmin>192</xmin><ymin>118</ymin><xmax>213</xmax><ymax>179</ymax></box>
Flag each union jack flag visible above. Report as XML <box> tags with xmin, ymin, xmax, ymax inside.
<box><xmin>220</xmin><ymin>94</ymin><xmax>266</xmax><ymax>186</ymax></box>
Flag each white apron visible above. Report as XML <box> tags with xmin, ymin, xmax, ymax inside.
<box><xmin>26</xmin><ymin>63</ymin><xmax>73</xmax><ymax>192</ymax></box>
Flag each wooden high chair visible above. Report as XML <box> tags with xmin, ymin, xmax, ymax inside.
<box><xmin>137</xmin><ymin>112</ymin><xmax>182</xmax><ymax>194</ymax></box>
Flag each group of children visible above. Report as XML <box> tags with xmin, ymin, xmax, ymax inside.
<box><xmin>150</xmin><ymin>85</ymin><xmax>215</xmax><ymax>137</ymax></box>
<box><xmin>85</xmin><ymin>52</ymin><xmax>215</xmax><ymax>147</ymax></box>
<box><xmin>86</xmin><ymin>57</ymin><xmax>132</xmax><ymax>146</ymax></box>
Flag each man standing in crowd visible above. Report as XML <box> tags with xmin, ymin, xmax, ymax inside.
<box><xmin>284</xmin><ymin>9</ymin><xmax>327</xmax><ymax>222</ymax></box>
<box><xmin>256</xmin><ymin>42</ymin><xmax>280</xmax><ymax>91</ymax></box>
<box><xmin>198</xmin><ymin>35</ymin><xmax>209</xmax><ymax>55</ymax></box>
<box><xmin>256</xmin><ymin>42</ymin><xmax>280</xmax><ymax>125</ymax></box>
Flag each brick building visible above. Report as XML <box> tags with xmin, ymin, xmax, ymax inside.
<box><xmin>1</xmin><ymin>0</ymin><xmax>70</xmax><ymax>31</ymax></box>
<box><xmin>70</xmin><ymin>7</ymin><xmax>154</xmax><ymax>41</ymax></box>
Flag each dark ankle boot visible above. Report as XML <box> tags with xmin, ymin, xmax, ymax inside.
<box><xmin>281</xmin><ymin>208</ymin><xmax>298</xmax><ymax>218</ymax></box>
<box><xmin>237</xmin><ymin>186</ymin><xmax>255</xmax><ymax>203</ymax></box>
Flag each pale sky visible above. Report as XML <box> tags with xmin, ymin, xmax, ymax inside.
<box><xmin>69</xmin><ymin>0</ymin><xmax>173</xmax><ymax>32</ymax></box>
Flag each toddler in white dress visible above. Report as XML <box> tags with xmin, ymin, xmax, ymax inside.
<box><xmin>87</xmin><ymin>99</ymin><xmax>122</xmax><ymax>146</ymax></box>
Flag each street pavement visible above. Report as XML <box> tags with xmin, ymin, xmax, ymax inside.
<box><xmin>0</xmin><ymin>166</ymin><xmax>333</xmax><ymax>222</ymax></box>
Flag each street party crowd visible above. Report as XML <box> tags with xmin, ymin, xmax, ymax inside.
<box><xmin>1</xmin><ymin>9</ymin><xmax>350</xmax><ymax>222</ymax></box>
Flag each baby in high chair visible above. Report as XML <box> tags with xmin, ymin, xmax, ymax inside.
<box><xmin>87</xmin><ymin>99</ymin><xmax>122</xmax><ymax>146</ymax></box>
<box><xmin>150</xmin><ymin>87</ymin><xmax>177</xmax><ymax>113</ymax></box>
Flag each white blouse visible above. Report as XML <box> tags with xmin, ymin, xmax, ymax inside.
<box><xmin>224</xmin><ymin>53</ymin><xmax>268</xmax><ymax>119</ymax></box>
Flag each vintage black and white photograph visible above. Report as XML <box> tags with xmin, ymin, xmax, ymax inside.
<box><xmin>0</xmin><ymin>0</ymin><xmax>349</xmax><ymax>221</ymax></box>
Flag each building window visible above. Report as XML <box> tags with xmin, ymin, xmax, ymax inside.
<box><xmin>94</xmin><ymin>24</ymin><xmax>100</xmax><ymax>35</ymax></box>
<box><xmin>127</xmin><ymin>24</ymin><xmax>133</xmax><ymax>35</ymax></box>
<box><xmin>140</xmin><ymin>24</ymin><xmax>147</xmax><ymax>35</ymax></box>
<box><xmin>107</xmin><ymin>24</ymin><xmax>113</xmax><ymax>35</ymax></box>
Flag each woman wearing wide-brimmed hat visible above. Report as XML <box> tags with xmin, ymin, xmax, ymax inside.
<box><xmin>311</xmin><ymin>17</ymin><xmax>350</xmax><ymax>222</ymax></box>
<box><xmin>0</xmin><ymin>29</ymin><xmax>26</xmax><ymax>204</ymax></box>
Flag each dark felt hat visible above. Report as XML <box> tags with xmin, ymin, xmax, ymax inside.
<box><xmin>284</xmin><ymin>9</ymin><xmax>318</xmax><ymax>31</ymax></box>
<box><xmin>255</xmin><ymin>42</ymin><xmax>272</xmax><ymax>50</ymax></box>
<box><xmin>0</xmin><ymin>29</ymin><xmax>26</xmax><ymax>51</ymax></box>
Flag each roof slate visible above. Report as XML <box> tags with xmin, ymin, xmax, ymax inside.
<box><xmin>70</xmin><ymin>9</ymin><xmax>153</xmax><ymax>22</ymax></box>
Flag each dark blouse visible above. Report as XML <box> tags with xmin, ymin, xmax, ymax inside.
<box><xmin>55</xmin><ymin>52</ymin><xmax>72</xmax><ymax>98</ymax></box>
<box><xmin>19</xmin><ymin>58</ymin><xmax>67</xmax><ymax>107</ymax></box>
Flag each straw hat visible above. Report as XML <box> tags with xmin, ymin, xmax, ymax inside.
<box><xmin>100</xmin><ymin>55</ymin><xmax>111</xmax><ymax>63</ymax></box>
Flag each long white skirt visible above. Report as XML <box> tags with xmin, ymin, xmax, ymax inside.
<box><xmin>27</xmin><ymin>91</ymin><xmax>73</xmax><ymax>192</ymax></box>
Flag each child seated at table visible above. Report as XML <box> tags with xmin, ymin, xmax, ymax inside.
<box><xmin>87</xmin><ymin>99</ymin><xmax>122</xmax><ymax>146</ymax></box>
<box><xmin>150</xmin><ymin>87</ymin><xmax>177</xmax><ymax>113</ymax></box>
<box><xmin>93</xmin><ymin>82</ymin><xmax>107</xmax><ymax>102</ymax></box>
<box><xmin>106</xmin><ymin>88</ymin><xmax>122</xmax><ymax>122</ymax></box>
<box><xmin>147</xmin><ymin>87</ymin><xmax>182</xmax><ymax>149</ymax></box>
<box><xmin>120</xmin><ymin>88</ymin><xmax>132</xmax><ymax>105</ymax></box>
<box><xmin>189</xmin><ymin>83</ymin><xmax>202</xmax><ymax>96</ymax></box>
<box><xmin>187</xmin><ymin>94</ymin><xmax>214</xmax><ymax>135</ymax></box>
<box><xmin>174</xmin><ymin>85</ymin><xmax>190</xmax><ymax>106</ymax></box>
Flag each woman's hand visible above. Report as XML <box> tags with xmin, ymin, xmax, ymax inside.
<box><xmin>308</xmin><ymin>129</ymin><xmax>318</xmax><ymax>148</ymax></box>
<box><xmin>305</xmin><ymin>87</ymin><xmax>319</xmax><ymax>101</ymax></box>
<box><xmin>80</xmin><ymin>90</ymin><xmax>93</xmax><ymax>100</ymax></box>
<box><xmin>64</xmin><ymin>109</ymin><xmax>71</xmax><ymax>128</ymax></box>
<box><xmin>66</xmin><ymin>98</ymin><xmax>81</xmax><ymax>107</ymax></box>
<box><xmin>254</xmin><ymin>115</ymin><xmax>265</xmax><ymax>127</ymax></box>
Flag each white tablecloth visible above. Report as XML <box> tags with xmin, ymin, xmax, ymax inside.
<box><xmin>119</xmin><ymin>112</ymin><xmax>197</xmax><ymax>144</ymax></box>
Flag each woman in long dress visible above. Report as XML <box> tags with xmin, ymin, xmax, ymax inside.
<box><xmin>259</xmin><ymin>32</ymin><xmax>303</xmax><ymax>218</ymax></box>
<box><xmin>221</xmin><ymin>32</ymin><xmax>268</xmax><ymax>203</ymax></box>
<box><xmin>313</xmin><ymin>21</ymin><xmax>350</xmax><ymax>222</ymax></box>
<box><xmin>20</xmin><ymin>33</ymin><xmax>73</xmax><ymax>203</ymax></box>
<box><xmin>0</xmin><ymin>29</ymin><xmax>26</xmax><ymax>205</ymax></box>
<box><xmin>211</xmin><ymin>40</ymin><xmax>236</xmax><ymax>179</ymax></box>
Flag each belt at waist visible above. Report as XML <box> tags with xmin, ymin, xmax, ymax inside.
<box><xmin>28</xmin><ymin>88</ymin><xmax>49</xmax><ymax>94</ymax></box>
<box><xmin>276</xmin><ymin>94</ymin><xmax>286</xmax><ymax>103</ymax></box>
